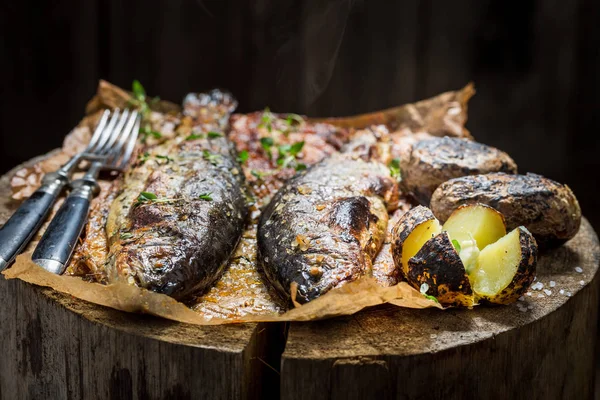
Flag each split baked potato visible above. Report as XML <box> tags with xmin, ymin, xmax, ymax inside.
<box><xmin>399</xmin><ymin>136</ymin><xmax>517</xmax><ymax>205</ymax></box>
<box><xmin>391</xmin><ymin>204</ymin><xmax>538</xmax><ymax>306</ymax></box>
<box><xmin>430</xmin><ymin>172</ymin><xmax>581</xmax><ymax>247</ymax></box>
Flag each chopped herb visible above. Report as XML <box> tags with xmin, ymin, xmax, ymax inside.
<box><xmin>286</xmin><ymin>113</ymin><xmax>304</xmax><ymax>126</ymax></box>
<box><xmin>420</xmin><ymin>283</ymin><xmax>439</xmax><ymax>303</ymax></box>
<box><xmin>203</xmin><ymin>150</ymin><xmax>222</xmax><ymax>166</ymax></box>
<box><xmin>135</xmin><ymin>191</ymin><xmax>181</xmax><ymax>207</ymax></box>
<box><xmin>139</xmin><ymin>125</ymin><xmax>162</xmax><ymax>143</ymax></box>
<box><xmin>289</xmin><ymin>141</ymin><xmax>305</xmax><ymax>156</ymax></box>
<box><xmin>132</xmin><ymin>80</ymin><xmax>146</xmax><ymax>102</ymax></box>
<box><xmin>260</xmin><ymin>137</ymin><xmax>274</xmax><ymax>150</ymax></box>
<box><xmin>207</xmin><ymin>131</ymin><xmax>223</xmax><ymax>138</ymax></box>
<box><xmin>237</xmin><ymin>150</ymin><xmax>249</xmax><ymax>164</ymax></box>
<box><xmin>129</xmin><ymin>80</ymin><xmax>160</xmax><ymax>118</ymax></box>
<box><xmin>120</xmin><ymin>232</ymin><xmax>134</xmax><ymax>240</ymax></box>
<box><xmin>198</xmin><ymin>192</ymin><xmax>213</xmax><ymax>201</ymax></box>
<box><xmin>259</xmin><ymin>107</ymin><xmax>274</xmax><ymax>132</ymax></box>
<box><xmin>251</xmin><ymin>169</ymin><xmax>266</xmax><ymax>180</ymax></box>
<box><xmin>451</xmin><ymin>239</ymin><xmax>462</xmax><ymax>252</ymax></box>
<box><xmin>295</xmin><ymin>163</ymin><xmax>307</xmax><ymax>171</ymax></box>
<box><xmin>389</xmin><ymin>158</ymin><xmax>401</xmax><ymax>180</ymax></box>
<box><xmin>138</xmin><ymin>152</ymin><xmax>151</xmax><ymax>164</ymax></box>
<box><xmin>185</xmin><ymin>133</ymin><xmax>203</xmax><ymax>141</ymax></box>
<box><xmin>155</xmin><ymin>154</ymin><xmax>173</xmax><ymax>162</ymax></box>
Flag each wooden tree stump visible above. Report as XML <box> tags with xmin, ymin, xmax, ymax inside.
<box><xmin>0</xmin><ymin>155</ymin><xmax>284</xmax><ymax>400</ymax></box>
<box><xmin>1</xmin><ymin>155</ymin><xmax>598</xmax><ymax>399</ymax></box>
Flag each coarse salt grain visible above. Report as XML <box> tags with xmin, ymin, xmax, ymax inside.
<box><xmin>518</xmin><ymin>296</ymin><xmax>525</xmax><ymax>301</ymax></box>
<box><xmin>575</xmin><ymin>267</ymin><xmax>583</xmax><ymax>273</ymax></box>
<box><xmin>543</xmin><ymin>289</ymin><xmax>552</xmax><ymax>296</ymax></box>
<box><xmin>559</xmin><ymin>289</ymin><xmax>565</xmax><ymax>295</ymax></box>
<box><xmin>579</xmin><ymin>280</ymin><xmax>585</xmax><ymax>285</ymax></box>
<box><xmin>566</xmin><ymin>292</ymin><xmax>572</xmax><ymax>297</ymax></box>
<box><xmin>531</xmin><ymin>282</ymin><xmax>544</xmax><ymax>291</ymax></box>
<box><xmin>538</xmin><ymin>294</ymin><xmax>545</xmax><ymax>298</ymax></box>
<box><xmin>549</xmin><ymin>281</ymin><xmax>556</xmax><ymax>287</ymax></box>
<box><xmin>526</xmin><ymin>292</ymin><xmax>532</xmax><ymax>296</ymax></box>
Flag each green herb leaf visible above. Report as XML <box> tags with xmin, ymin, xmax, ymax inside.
<box><xmin>198</xmin><ymin>192</ymin><xmax>213</xmax><ymax>201</ymax></box>
<box><xmin>295</xmin><ymin>163</ymin><xmax>307</xmax><ymax>171</ymax></box>
<box><xmin>237</xmin><ymin>150</ymin><xmax>249</xmax><ymax>164</ymax></box>
<box><xmin>251</xmin><ymin>169</ymin><xmax>265</xmax><ymax>180</ymax></box>
<box><xmin>139</xmin><ymin>192</ymin><xmax>157</xmax><ymax>201</ymax></box>
<box><xmin>132</xmin><ymin>80</ymin><xmax>146</xmax><ymax>101</ymax></box>
<box><xmin>424</xmin><ymin>294</ymin><xmax>439</xmax><ymax>303</ymax></box>
<box><xmin>207</xmin><ymin>131</ymin><xmax>223</xmax><ymax>138</ymax></box>
<box><xmin>260</xmin><ymin>137</ymin><xmax>274</xmax><ymax>150</ymax></box>
<box><xmin>139</xmin><ymin>126</ymin><xmax>162</xmax><ymax>142</ymax></box>
<box><xmin>259</xmin><ymin>107</ymin><xmax>274</xmax><ymax>132</ymax></box>
<box><xmin>289</xmin><ymin>141</ymin><xmax>305</xmax><ymax>156</ymax></box>
<box><xmin>155</xmin><ymin>154</ymin><xmax>173</xmax><ymax>162</ymax></box>
<box><xmin>451</xmin><ymin>239</ymin><xmax>462</xmax><ymax>252</ymax></box>
<box><xmin>203</xmin><ymin>150</ymin><xmax>222</xmax><ymax>166</ymax></box>
<box><xmin>185</xmin><ymin>133</ymin><xmax>203</xmax><ymax>141</ymax></box>
<box><xmin>120</xmin><ymin>232</ymin><xmax>134</xmax><ymax>240</ymax></box>
<box><xmin>138</xmin><ymin>152</ymin><xmax>150</xmax><ymax>164</ymax></box>
<box><xmin>388</xmin><ymin>158</ymin><xmax>401</xmax><ymax>180</ymax></box>
<box><xmin>286</xmin><ymin>113</ymin><xmax>304</xmax><ymax>126</ymax></box>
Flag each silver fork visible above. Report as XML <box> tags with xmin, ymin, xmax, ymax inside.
<box><xmin>31</xmin><ymin>109</ymin><xmax>140</xmax><ymax>274</ymax></box>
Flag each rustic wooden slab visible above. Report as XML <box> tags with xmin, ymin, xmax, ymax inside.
<box><xmin>0</xmin><ymin>155</ymin><xmax>283</xmax><ymax>400</ymax></box>
<box><xmin>281</xmin><ymin>219</ymin><xmax>600</xmax><ymax>399</ymax></box>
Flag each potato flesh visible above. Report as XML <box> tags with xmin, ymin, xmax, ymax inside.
<box><xmin>402</xmin><ymin>219</ymin><xmax>442</xmax><ymax>274</ymax></box>
<box><xmin>442</xmin><ymin>205</ymin><xmax>506</xmax><ymax>250</ymax></box>
<box><xmin>471</xmin><ymin>229</ymin><xmax>521</xmax><ymax>296</ymax></box>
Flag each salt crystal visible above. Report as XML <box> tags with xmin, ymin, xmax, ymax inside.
<box><xmin>544</xmin><ymin>289</ymin><xmax>552</xmax><ymax>296</ymax></box>
<box><xmin>526</xmin><ymin>292</ymin><xmax>532</xmax><ymax>296</ymax></box>
<box><xmin>538</xmin><ymin>294</ymin><xmax>545</xmax><ymax>298</ymax></box>
<box><xmin>518</xmin><ymin>296</ymin><xmax>525</xmax><ymax>301</ymax></box>
<box><xmin>559</xmin><ymin>289</ymin><xmax>565</xmax><ymax>295</ymax></box>
<box><xmin>549</xmin><ymin>281</ymin><xmax>556</xmax><ymax>288</ymax></box>
<box><xmin>579</xmin><ymin>280</ymin><xmax>585</xmax><ymax>286</ymax></box>
<box><xmin>531</xmin><ymin>282</ymin><xmax>544</xmax><ymax>291</ymax></box>
<box><xmin>565</xmin><ymin>292</ymin><xmax>572</xmax><ymax>297</ymax></box>
<box><xmin>534</xmin><ymin>276</ymin><xmax>537</xmax><ymax>282</ymax></box>
<box><xmin>575</xmin><ymin>267</ymin><xmax>583</xmax><ymax>273</ymax></box>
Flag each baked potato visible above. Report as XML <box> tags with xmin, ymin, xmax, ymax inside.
<box><xmin>430</xmin><ymin>172</ymin><xmax>581</xmax><ymax>247</ymax></box>
<box><xmin>391</xmin><ymin>204</ymin><xmax>538</xmax><ymax>306</ymax></box>
<box><xmin>399</xmin><ymin>136</ymin><xmax>517</xmax><ymax>205</ymax></box>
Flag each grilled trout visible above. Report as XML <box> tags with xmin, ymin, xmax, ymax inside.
<box><xmin>105</xmin><ymin>90</ymin><xmax>248</xmax><ymax>299</ymax></box>
<box><xmin>257</xmin><ymin>128</ymin><xmax>399</xmax><ymax>303</ymax></box>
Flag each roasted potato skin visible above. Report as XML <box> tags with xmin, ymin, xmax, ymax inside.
<box><xmin>478</xmin><ymin>227</ymin><xmax>538</xmax><ymax>305</ymax></box>
<box><xmin>390</xmin><ymin>205</ymin><xmax>437</xmax><ymax>276</ymax></box>
<box><xmin>400</xmin><ymin>137</ymin><xmax>517</xmax><ymax>204</ymax></box>
<box><xmin>430</xmin><ymin>173</ymin><xmax>582</xmax><ymax>247</ymax></box>
<box><xmin>407</xmin><ymin>232</ymin><xmax>475</xmax><ymax>307</ymax></box>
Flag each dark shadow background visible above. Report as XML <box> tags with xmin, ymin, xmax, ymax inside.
<box><xmin>1</xmin><ymin>0</ymin><xmax>599</xmax><ymax>390</ymax></box>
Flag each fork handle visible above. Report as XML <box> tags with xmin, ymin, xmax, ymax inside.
<box><xmin>0</xmin><ymin>172</ymin><xmax>68</xmax><ymax>271</ymax></box>
<box><xmin>32</xmin><ymin>178</ymin><xmax>98</xmax><ymax>275</ymax></box>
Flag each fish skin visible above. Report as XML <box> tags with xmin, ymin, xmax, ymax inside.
<box><xmin>105</xmin><ymin>90</ymin><xmax>248</xmax><ymax>299</ymax></box>
<box><xmin>257</xmin><ymin>131</ymin><xmax>399</xmax><ymax>303</ymax></box>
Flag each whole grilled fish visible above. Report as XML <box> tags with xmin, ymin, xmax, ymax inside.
<box><xmin>257</xmin><ymin>129</ymin><xmax>399</xmax><ymax>303</ymax></box>
<box><xmin>105</xmin><ymin>90</ymin><xmax>248</xmax><ymax>299</ymax></box>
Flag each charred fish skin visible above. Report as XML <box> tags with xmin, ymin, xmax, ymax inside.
<box><xmin>107</xmin><ymin>89</ymin><xmax>249</xmax><ymax>300</ymax></box>
<box><xmin>257</xmin><ymin>148</ymin><xmax>398</xmax><ymax>303</ymax></box>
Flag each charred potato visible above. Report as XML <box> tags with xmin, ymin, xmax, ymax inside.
<box><xmin>430</xmin><ymin>172</ymin><xmax>581</xmax><ymax>247</ymax></box>
<box><xmin>391</xmin><ymin>204</ymin><xmax>538</xmax><ymax>306</ymax></box>
<box><xmin>400</xmin><ymin>137</ymin><xmax>517</xmax><ymax>205</ymax></box>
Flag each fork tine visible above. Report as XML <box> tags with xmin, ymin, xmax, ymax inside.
<box><xmin>90</xmin><ymin>109</ymin><xmax>120</xmax><ymax>154</ymax></box>
<box><xmin>117</xmin><ymin>114</ymin><xmax>141</xmax><ymax>169</ymax></box>
<box><xmin>107</xmin><ymin>111</ymin><xmax>139</xmax><ymax>167</ymax></box>
<box><xmin>98</xmin><ymin>109</ymin><xmax>130</xmax><ymax>155</ymax></box>
<box><xmin>85</xmin><ymin>109</ymin><xmax>110</xmax><ymax>151</ymax></box>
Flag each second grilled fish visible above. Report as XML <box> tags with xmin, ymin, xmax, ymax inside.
<box><xmin>105</xmin><ymin>90</ymin><xmax>248</xmax><ymax>299</ymax></box>
<box><xmin>257</xmin><ymin>129</ymin><xmax>399</xmax><ymax>303</ymax></box>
